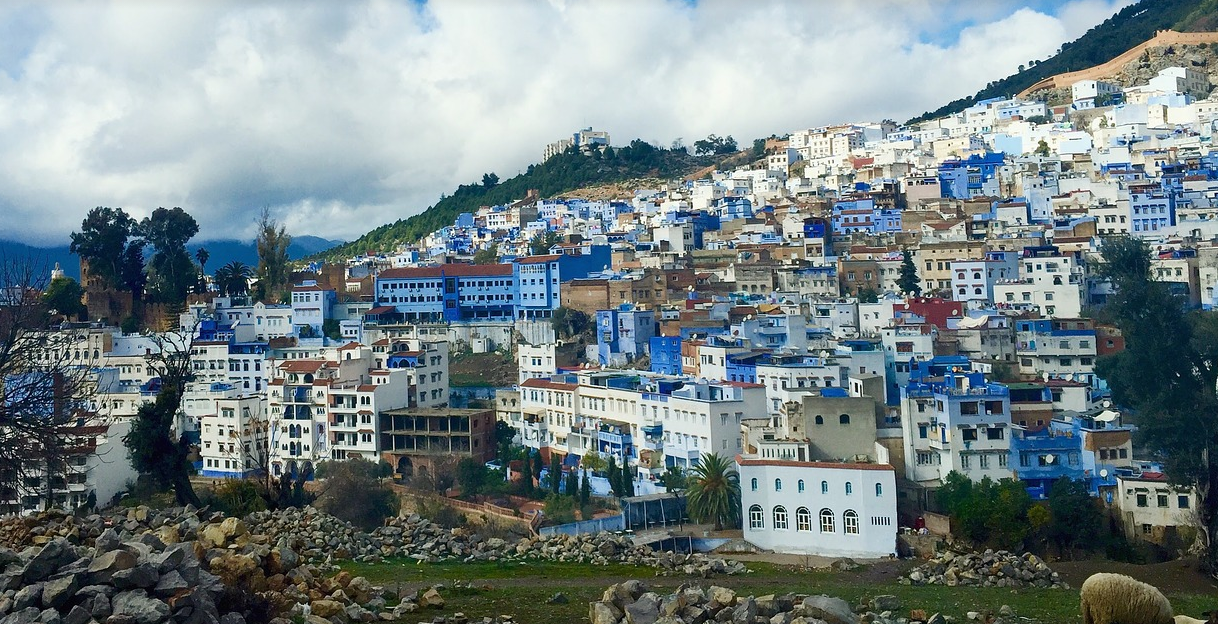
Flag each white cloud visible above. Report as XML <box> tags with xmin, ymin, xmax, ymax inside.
<box><xmin>0</xmin><ymin>0</ymin><xmax>1133</xmax><ymax>245</ymax></box>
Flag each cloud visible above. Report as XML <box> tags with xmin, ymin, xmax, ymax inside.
<box><xmin>0</xmin><ymin>0</ymin><xmax>1133</xmax><ymax>246</ymax></box>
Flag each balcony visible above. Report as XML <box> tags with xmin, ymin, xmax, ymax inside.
<box><xmin>598</xmin><ymin>431</ymin><xmax>632</xmax><ymax>447</ymax></box>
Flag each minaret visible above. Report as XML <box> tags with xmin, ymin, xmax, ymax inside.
<box><xmin>50</xmin><ymin>262</ymin><xmax>64</xmax><ymax>281</ymax></box>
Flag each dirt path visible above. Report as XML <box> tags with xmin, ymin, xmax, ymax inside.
<box><xmin>1052</xmin><ymin>557</ymin><xmax>1218</xmax><ymax>594</ymax></box>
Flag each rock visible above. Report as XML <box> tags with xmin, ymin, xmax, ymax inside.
<box><xmin>112</xmin><ymin>563</ymin><xmax>159</xmax><ymax>590</ymax></box>
<box><xmin>94</xmin><ymin>530</ymin><xmax>120</xmax><ymax>554</ymax></box>
<box><xmin>802</xmin><ymin>595</ymin><xmax>857</xmax><ymax>624</ymax></box>
<box><xmin>219</xmin><ymin>614</ymin><xmax>245</xmax><ymax>624</ymax></box>
<box><xmin>87</xmin><ymin>551</ymin><xmax>137</xmax><ymax>584</ymax></box>
<box><xmin>998</xmin><ymin>606</ymin><xmax>1013</xmax><ymax>617</ymax></box>
<box><xmin>625</xmin><ymin>593</ymin><xmax>660</xmax><ymax>624</ymax></box>
<box><xmin>419</xmin><ymin>588</ymin><xmax>444</xmax><ymax>609</ymax></box>
<box><xmin>708</xmin><ymin>586</ymin><xmax>736</xmax><ymax>609</ymax></box>
<box><xmin>62</xmin><ymin>607</ymin><xmax>90</xmax><ymax>624</ymax></box>
<box><xmin>23</xmin><ymin>539</ymin><xmax>72</xmax><ymax>583</ymax></box>
<box><xmin>546</xmin><ymin>593</ymin><xmax>568</xmax><ymax>605</ymax></box>
<box><xmin>870</xmin><ymin>596</ymin><xmax>900</xmax><ymax>612</ymax></box>
<box><xmin>110</xmin><ymin>590</ymin><xmax>170</xmax><ymax>624</ymax></box>
<box><xmin>152</xmin><ymin>570</ymin><xmax>188</xmax><ymax>598</ymax></box>
<box><xmin>1</xmin><ymin>608</ymin><xmax>41</xmax><ymax>624</ymax></box>
<box><xmin>590</xmin><ymin>602</ymin><xmax>623</xmax><ymax>624</ymax></box>
<box><xmin>309</xmin><ymin>600</ymin><xmax>343</xmax><ymax>619</ymax></box>
<box><xmin>40</xmin><ymin>575</ymin><xmax>79</xmax><ymax>610</ymax></box>
<box><xmin>13</xmin><ymin>586</ymin><xmax>41</xmax><ymax>612</ymax></box>
<box><xmin>927</xmin><ymin>614</ymin><xmax>946</xmax><ymax>624</ymax></box>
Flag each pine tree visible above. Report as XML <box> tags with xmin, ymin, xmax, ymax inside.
<box><xmin>897</xmin><ymin>249</ymin><xmax>922</xmax><ymax>296</ymax></box>
<box><xmin>579</xmin><ymin>469</ymin><xmax>591</xmax><ymax>507</ymax></box>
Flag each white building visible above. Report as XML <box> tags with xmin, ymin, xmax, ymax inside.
<box><xmin>992</xmin><ymin>247</ymin><xmax>1085</xmax><ymax>318</ymax></box>
<box><xmin>199</xmin><ymin>394</ymin><xmax>268</xmax><ymax>478</ymax></box>
<box><xmin>738</xmin><ymin>455</ymin><xmax>897</xmax><ymax>558</ymax></box>
<box><xmin>1115</xmin><ymin>471</ymin><xmax>1199</xmax><ymax>547</ymax></box>
<box><xmin>518</xmin><ymin>343</ymin><xmax>558</xmax><ymax>384</ymax></box>
<box><xmin>0</xmin><ymin>420</ymin><xmax>137</xmax><ymax>516</ymax></box>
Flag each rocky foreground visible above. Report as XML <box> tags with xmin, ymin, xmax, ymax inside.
<box><xmin>0</xmin><ymin>505</ymin><xmax>747</xmax><ymax>624</ymax></box>
<box><xmin>899</xmin><ymin>549</ymin><xmax>1067</xmax><ymax>589</ymax></box>
<box><xmin>590</xmin><ymin>580</ymin><xmax>1029</xmax><ymax>624</ymax></box>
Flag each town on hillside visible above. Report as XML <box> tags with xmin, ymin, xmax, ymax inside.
<box><xmin>8</xmin><ymin>59</ymin><xmax>1218</xmax><ymax>573</ymax></box>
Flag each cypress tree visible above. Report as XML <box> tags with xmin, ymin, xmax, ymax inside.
<box><xmin>580</xmin><ymin>469</ymin><xmax>592</xmax><ymax>507</ymax></box>
<box><xmin>549</xmin><ymin>454</ymin><xmax>562</xmax><ymax>495</ymax></box>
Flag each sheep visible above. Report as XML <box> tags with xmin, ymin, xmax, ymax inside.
<box><xmin>1079</xmin><ymin>572</ymin><xmax>1173</xmax><ymax>624</ymax></box>
<box><xmin>1173</xmin><ymin>616</ymin><xmax>1206</xmax><ymax>624</ymax></box>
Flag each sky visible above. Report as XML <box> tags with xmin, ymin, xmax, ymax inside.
<box><xmin>0</xmin><ymin>0</ymin><xmax>1135</xmax><ymax>246</ymax></box>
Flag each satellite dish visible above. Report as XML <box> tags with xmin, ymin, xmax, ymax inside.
<box><xmin>1044</xmin><ymin>454</ymin><xmax>1056</xmax><ymax>464</ymax></box>
<box><xmin>1100</xmin><ymin>469</ymin><xmax>1109</xmax><ymax>478</ymax></box>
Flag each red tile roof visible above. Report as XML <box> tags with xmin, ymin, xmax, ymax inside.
<box><xmin>277</xmin><ymin>360</ymin><xmax>327</xmax><ymax>373</ymax></box>
<box><xmin>379</xmin><ymin>264</ymin><xmax>513</xmax><ymax>279</ymax></box>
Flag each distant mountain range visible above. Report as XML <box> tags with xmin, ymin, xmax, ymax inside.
<box><xmin>0</xmin><ymin>235</ymin><xmax>344</xmax><ymax>282</ymax></box>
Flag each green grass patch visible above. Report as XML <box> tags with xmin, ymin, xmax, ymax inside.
<box><xmin>338</xmin><ymin>559</ymin><xmax>1217</xmax><ymax>624</ymax></box>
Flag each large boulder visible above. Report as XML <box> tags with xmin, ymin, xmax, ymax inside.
<box><xmin>110</xmin><ymin>590</ymin><xmax>170</xmax><ymax>624</ymax></box>
<box><xmin>40</xmin><ymin>574</ymin><xmax>79</xmax><ymax>610</ymax></box>
<box><xmin>86</xmin><ymin>550</ymin><xmax>137</xmax><ymax>584</ymax></box>
<box><xmin>801</xmin><ymin>595</ymin><xmax>857</xmax><ymax>624</ymax></box>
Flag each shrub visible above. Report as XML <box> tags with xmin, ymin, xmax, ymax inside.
<box><xmin>315</xmin><ymin>457</ymin><xmax>400</xmax><ymax>530</ymax></box>
<box><xmin>208</xmin><ymin>479</ymin><xmax>267</xmax><ymax>517</ymax></box>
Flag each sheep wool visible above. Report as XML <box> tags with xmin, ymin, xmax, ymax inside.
<box><xmin>1172</xmin><ymin>616</ymin><xmax>1206</xmax><ymax>624</ymax></box>
<box><xmin>1080</xmin><ymin>573</ymin><xmax>1173</xmax><ymax>624</ymax></box>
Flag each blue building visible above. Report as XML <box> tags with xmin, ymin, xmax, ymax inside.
<box><xmin>937</xmin><ymin>152</ymin><xmax>1006</xmax><ymax>199</ymax></box>
<box><xmin>375</xmin><ymin>263</ymin><xmax>516</xmax><ymax>322</ymax></box>
<box><xmin>596</xmin><ymin>304</ymin><xmax>657</xmax><ymax>365</ymax></box>
<box><xmin>514</xmin><ymin>245</ymin><xmax>611</xmax><ymax>320</ymax></box>
<box><xmin>1128</xmin><ymin>181</ymin><xmax>1176</xmax><ymax>237</ymax></box>
<box><xmin>649</xmin><ymin>336</ymin><xmax>683</xmax><ymax>375</ymax></box>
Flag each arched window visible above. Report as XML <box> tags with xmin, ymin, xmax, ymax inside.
<box><xmin>798</xmin><ymin>479</ymin><xmax>805</xmax><ymax>493</ymax></box>
<box><xmin>773</xmin><ymin>506</ymin><xmax>788</xmax><ymax>530</ymax></box>
<box><xmin>814</xmin><ymin>415</ymin><xmax>824</xmax><ymax>425</ymax></box>
<box><xmin>775</xmin><ymin>478</ymin><xmax>782</xmax><ymax>492</ymax></box>
<box><xmin>844</xmin><ymin>510</ymin><xmax>860</xmax><ymax>534</ymax></box>
<box><xmin>796</xmin><ymin>507</ymin><xmax>812</xmax><ymax>531</ymax></box>
<box><xmin>819</xmin><ymin>509</ymin><xmax>835</xmax><ymax>533</ymax></box>
<box><xmin>875</xmin><ymin>483</ymin><xmax>883</xmax><ymax>497</ymax></box>
<box><xmin>821</xmin><ymin>480</ymin><xmax>829</xmax><ymax>494</ymax></box>
<box><xmin>751</xmin><ymin>478</ymin><xmax>758</xmax><ymax>491</ymax></box>
<box><xmin>845</xmin><ymin>482</ymin><xmax>854</xmax><ymax>495</ymax></box>
<box><xmin>839</xmin><ymin>414</ymin><xmax>850</xmax><ymax>425</ymax></box>
<box><xmin>749</xmin><ymin>505</ymin><xmax>764</xmax><ymax>529</ymax></box>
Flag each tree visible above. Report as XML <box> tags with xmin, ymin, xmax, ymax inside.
<box><xmin>529</xmin><ymin>230</ymin><xmax>562</xmax><ymax>256</ymax></box>
<box><xmin>315</xmin><ymin>457</ymin><xmax>400</xmax><ymax>530</ymax></box>
<box><xmin>897</xmin><ymin>249</ymin><xmax>922</xmax><ymax>296</ymax></box>
<box><xmin>659</xmin><ymin>465</ymin><xmax>687</xmax><ymax>492</ymax></box>
<box><xmin>472</xmin><ymin>244</ymin><xmax>499</xmax><ymax>265</ymax></box>
<box><xmin>549</xmin><ymin>454</ymin><xmax>561</xmax><ymax>495</ymax></box>
<box><xmin>214</xmin><ymin>261</ymin><xmax>253</xmax><ymax>297</ymax></box>
<box><xmin>607</xmin><ymin>456</ymin><xmax>622</xmax><ymax>497</ymax></box>
<box><xmin>1018</xmin><ymin>64</ymin><xmax>1025</xmax><ymax>72</ymax></box>
<box><xmin>481</xmin><ymin>173</ymin><xmax>499</xmax><ymax>189</ymax></box>
<box><xmin>752</xmin><ymin>138</ymin><xmax>766</xmax><ymax>159</ymax></box>
<box><xmin>579</xmin><ymin>469</ymin><xmax>591</xmax><ymax>507</ymax></box>
<box><xmin>581</xmin><ymin>450</ymin><xmax>607</xmax><ymax>474</ymax></box>
<box><xmin>622</xmin><ymin>464</ymin><xmax>635</xmax><ymax>497</ymax></box>
<box><xmin>494</xmin><ymin>421</ymin><xmax>515</xmax><ymax>463</ymax></box>
<box><xmin>693</xmin><ymin>134</ymin><xmax>737</xmax><ymax>156</ymax></box>
<box><xmin>322</xmin><ymin>318</ymin><xmax>342</xmax><ymax>341</ymax></box>
<box><xmin>456</xmin><ymin>457</ymin><xmax>488</xmax><ymax>497</ymax></box>
<box><xmin>1035</xmin><ymin>140</ymin><xmax>1051</xmax><ymax>157</ymax></box>
<box><xmin>564</xmin><ymin>466</ymin><xmax>578</xmax><ymax>498</ymax></box>
<box><xmin>69</xmin><ymin>207</ymin><xmax>137</xmax><ymax>291</ymax></box>
<box><xmin>1047</xmin><ymin>477</ymin><xmax>1102</xmax><ymax>558</ymax></box>
<box><xmin>857</xmin><ymin>286</ymin><xmax>880</xmax><ymax>304</ymax></box>
<box><xmin>123</xmin><ymin>331</ymin><xmax>201</xmax><ymax>507</ymax></box>
<box><xmin>0</xmin><ymin>258</ymin><xmax>102</xmax><ymax>512</ymax></box>
<box><xmin>140</xmin><ymin>207</ymin><xmax>199</xmax><ymax>304</ymax></box>
<box><xmin>42</xmin><ymin>277</ymin><xmax>85</xmax><ymax>320</ymax></box>
<box><xmin>935</xmin><ymin>472</ymin><xmax>1031</xmax><ymax>549</ymax></box>
<box><xmin>1095</xmin><ymin>235</ymin><xmax>1218</xmax><ymax>575</ymax></box>
<box><xmin>194</xmin><ymin>248</ymin><xmax>210</xmax><ymax>294</ymax></box>
<box><xmin>255</xmin><ymin>208</ymin><xmax>292</xmax><ymax>303</ymax></box>
<box><xmin>686</xmin><ymin>453</ymin><xmax>741</xmax><ymax>530</ymax></box>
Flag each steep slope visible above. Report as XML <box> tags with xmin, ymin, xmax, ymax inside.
<box><xmin>908</xmin><ymin>0</ymin><xmax>1208</xmax><ymax>124</ymax></box>
<box><xmin>310</xmin><ymin>141</ymin><xmax>710</xmax><ymax>262</ymax></box>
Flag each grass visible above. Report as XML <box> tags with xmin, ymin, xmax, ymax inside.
<box><xmin>336</xmin><ymin>558</ymin><xmax>1218</xmax><ymax>623</ymax></box>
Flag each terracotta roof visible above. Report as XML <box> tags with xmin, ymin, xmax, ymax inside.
<box><xmin>520</xmin><ymin>378</ymin><xmax>578</xmax><ymax>391</ymax></box>
<box><xmin>379</xmin><ymin>264</ymin><xmax>513</xmax><ymax>279</ymax></box>
<box><xmin>278</xmin><ymin>360</ymin><xmax>326</xmax><ymax>373</ymax></box>
<box><xmin>337</xmin><ymin>342</ymin><xmax>361</xmax><ymax>351</ymax></box>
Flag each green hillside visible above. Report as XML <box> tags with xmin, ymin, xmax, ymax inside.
<box><xmin>310</xmin><ymin>141</ymin><xmax>709</xmax><ymax>262</ymax></box>
<box><xmin>908</xmin><ymin>0</ymin><xmax>1210</xmax><ymax>124</ymax></box>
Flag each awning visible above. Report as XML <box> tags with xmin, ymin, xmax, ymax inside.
<box><xmin>563</xmin><ymin>453</ymin><xmax>581</xmax><ymax>468</ymax></box>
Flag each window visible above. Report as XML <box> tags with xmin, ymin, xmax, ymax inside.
<box><xmin>1136</xmin><ymin>493</ymin><xmax>1148</xmax><ymax>507</ymax></box>
<box><xmin>875</xmin><ymin>483</ymin><xmax>883</xmax><ymax>497</ymax></box>
<box><xmin>1142</xmin><ymin>523</ymin><xmax>1152</xmax><ymax>535</ymax></box>
<box><xmin>775</xmin><ymin>478</ymin><xmax>782</xmax><ymax>492</ymax></box>
<box><xmin>1157</xmin><ymin>493</ymin><xmax>1169</xmax><ymax>507</ymax></box>
<box><xmin>821</xmin><ymin>481</ymin><xmax>828</xmax><ymax>494</ymax></box>
<box><xmin>773</xmin><ymin>506</ymin><xmax>788</xmax><ymax>530</ymax></box>
<box><xmin>819</xmin><ymin>509</ymin><xmax>835</xmax><ymax>533</ymax></box>
<box><xmin>749</xmin><ymin>505</ymin><xmax>764</xmax><ymax>529</ymax></box>
<box><xmin>1179</xmin><ymin>495</ymin><xmax>1190</xmax><ymax>509</ymax></box>
<box><xmin>796</xmin><ymin>507</ymin><xmax>811</xmax><ymax>531</ymax></box>
<box><xmin>918</xmin><ymin>425</ymin><xmax>927</xmax><ymax>439</ymax></box>
<box><xmin>999</xmin><ymin>454</ymin><xmax>1008</xmax><ymax>468</ymax></box>
<box><xmin>843</xmin><ymin>510</ymin><xmax>859</xmax><ymax>535</ymax></box>
<box><xmin>798</xmin><ymin>479</ymin><xmax>805</xmax><ymax>493</ymax></box>
<box><xmin>814</xmin><ymin>415</ymin><xmax>824</xmax><ymax>425</ymax></box>
<box><xmin>751</xmin><ymin>478</ymin><xmax>758</xmax><ymax>492</ymax></box>
<box><xmin>845</xmin><ymin>482</ymin><xmax>853</xmax><ymax>495</ymax></box>
<box><xmin>839</xmin><ymin>414</ymin><xmax>851</xmax><ymax>425</ymax></box>
<box><xmin>987</xmin><ymin>427</ymin><xmax>1004</xmax><ymax>440</ymax></box>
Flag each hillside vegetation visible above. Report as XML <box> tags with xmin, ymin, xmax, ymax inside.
<box><xmin>908</xmin><ymin>0</ymin><xmax>1209</xmax><ymax>124</ymax></box>
<box><xmin>310</xmin><ymin>141</ymin><xmax>709</xmax><ymax>261</ymax></box>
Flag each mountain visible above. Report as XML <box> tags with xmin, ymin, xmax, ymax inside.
<box><xmin>309</xmin><ymin>140</ymin><xmax>712</xmax><ymax>262</ymax></box>
<box><xmin>908</xmin><ymin>0</ymin><xmax>1211</xmax><ymax>124</ymax></box>
<box><xmin>0</xmin><ymin>235</ymin><xmax>344</xmax><ymax>282</ymax></box>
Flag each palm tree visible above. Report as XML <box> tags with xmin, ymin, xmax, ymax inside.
<box><xmin>214</xmin><ymin>261</ymin><xmax>252</xmax><ymax>297</ymax></box>
<box><xmin>686</xmin><ymin>453</ymin><xmax>741</xmax><ymax>531</ymax></box>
